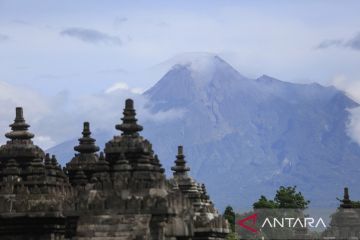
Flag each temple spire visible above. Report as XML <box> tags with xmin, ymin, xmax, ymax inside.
<box><xmin>5</xmin><ymin>107</ymin><xmax>34</xmax><ymax>140</ymax></box>
<box><xmin>344</xmin><ymin>187</ymin><xmax>350</xmax><ymax>201</ymax></box>
<box><xmin>171</xmin><ymin>146</ymin><xmax>190</xmax><ymax>175</ymax></box>
<box><xmin>116</xmin><ymin>99</ymin><xmax>143</xmax><ymax>136</ymax></box>
<box><xmin>74</xmin><ymin>122</ymin><xmax>99</xmax><ymax>154</ymax></box>
<box><xmin>45</xmin><ymin>153</ymin><xmax>51</xmax><ymax>165</ymax></box>
<box><xmin>340</xmin><ymin>187</ymin><xmax>352</xmax><ymax>208</ymax></box>
<box><xmin>200</xmin><ymin>183</ymin><xmax>210</xmax><ymax>203</ymax></box>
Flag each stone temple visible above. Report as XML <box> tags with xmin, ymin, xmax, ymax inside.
<box><xmin>0</xmin><ymin>99</ymin><xmax>229</xmax><ymax>240</ymax></box>
<box><xmin>322</xmin><ymin>188</ymin><xmax>360</xmax><ymax>239</ymax></box>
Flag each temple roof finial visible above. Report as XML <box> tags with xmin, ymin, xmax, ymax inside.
<box><xmin>344</xmin><ymin>187</ymin><xmax>350</xmax><ymax>201</ymax></box>
<box><xmin>45</xmin><ymin>153</ymin><xmax>51</xmax><ymax>165</ymax></box>
<box><xmin>74</xmin><ymin>122</ymin><xmax>100</xmax><ymax>154</ymax></box>
<box><xmin>116</xmin><ymin>99</ymin><xmax>143</xmax><ymax>136</ymax></box>
<box><xmin>201</xmin><ymin>183</ymin><xmax>210</xmax><ymax>201</ymax></box>
<box><xmin>51</xmin><ymin>155</ymin><xmax>58</xmax><ymax>166</ymax></box>
<box><xmin>178</xmin><ymin>145</ymin><xmax>183</xmax><ymax>155</ymax></box>
<box><xmin>340</xmin><ymin>187</ymin><xmax>352</xmax><ymax>208</ymax></box>
<box><xmin>15</xmin><ymin>107</ymin><xmax>24</xmax><ymax>121</ymax></box>
<box><xmin>171</xmin><ymin>145</ymin><xmax>190</xmax><ymax>175</ymax></box>
<box><xmin>5</xmin><ymin>107</ymin><xmax>34</xmax><ymax>140</ymax></box>
<box><xmin>99</xmin><ymin>152</ymin><xmax>105</xmax><ymax>161</ymax></box>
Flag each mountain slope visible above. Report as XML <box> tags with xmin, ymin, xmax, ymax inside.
<box><xmin>143</xmin><ymin>54</ymin><xmax>360</xmax><ymax>209</ymax></box>
<box><xmin>49</xmin><ymin>54</ymin><xmax>360</xmax><ymax>210</ymax></box>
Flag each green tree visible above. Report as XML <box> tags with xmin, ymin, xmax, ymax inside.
<box><xmin>253</xmin><ymin>195</ymin><xmax>278</xmax><ymax>209</ymax></box>
<box><xmin>274</xmin><ymin>186</ymin><xmax>310</xmax><ymax>209</ymax></box>
<box><xmin>251</xmin><ymin>186</ymin><xmax>310</xmax><ymax>239</ymax></box>
<box><xmin>253</xmin><ymin>186</ymin><xmax>310</xmax><ymax>209</ymax></box>
<box><xmin>223</xmin><ymin>205</ymin><xmax>236</xmax><ymax>232</ymax></box>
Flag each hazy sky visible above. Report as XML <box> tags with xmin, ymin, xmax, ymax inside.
<box><xmin>1</xmin><ymin>0</ymin><xmax>360</xmax><ymax>148</ymax></box>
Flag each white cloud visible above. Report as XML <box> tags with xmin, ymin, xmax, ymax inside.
<box><xmin>131</xmin><ymin>88</ymin><xmax>144</xmax><ymax>94</ymax></box>
<box><xmin>78</xmin><ymin>88</ymin><xmax>184</xmax><ymax>128</ymax></box>
<box><xmin>0</xmin><ymin>81</ymin><xmax>50</xmax><ymax>140</ymax></box>
<box><xmin>0</xmin><ymin>80</ymin><xmax>184</xmax><ymax>150</ymax></box>
<box><xmin>1</xmin><ymin>1</ymin><xmax>360</xmax><ymax>93</ymax></box>
<box><xmin>105</xmin><ymin>82</ymin><xmax>144</xmax><ymax>94</ymax></box>
<box><xmin>347</xmin><ymin>107</ymin><xmax>360</xmax><ymax>145</ymax></box>
<box><xmin>332</xmin><ymin>75</ymin><xmax>360</xmax><ymax>102</ymax></box>
<box><xmin>0</xmin><ymin>81</ymin><xmax>72</xmax><ymax>152</ymax></box>
<box><xmin>105</xmin><ymin>82</ymin><xmax>129</xmax><ymax>93</ymax></box>
<box><xmin>146</xmin><ymin>108</ymin><xmax>186</xmax><ymax>122</ymax></box>
<box><xmin>332</xmin><ymin>75</ymin><xmax>360</xmax><ymax>145</ymax></box>
<box><xmin>34</xmin><ymin>135</ymin><xmax>56</xmax><ymax>150</ymax></box>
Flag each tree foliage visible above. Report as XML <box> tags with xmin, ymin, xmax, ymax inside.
<box><xmin>253</xmin><ymin>186</ymin><xmax>310</xmax><ymax>209</ymax></box>
<box><xmin>253</xmin><ymin>195</ymin><xmax>278</xmax><ymax>209</ymax></box>
<box><xmin>274</xmin><ymin>186</ymin><xmax>310</xmax><ymax>209</ymax></box>
<box><xmin>224</xmin><ymin>206</ymin><xmax>241</xmax><ymax>240</ymax></box>
<box><xmin>223</xmin><ymin>205</ymin><xmax>236</xmax><ymax>232</ymax></box>
<box><xmin>251</xmin><ymin>186</ymin><xmax>310</xmax><ymax>239</ymax></box>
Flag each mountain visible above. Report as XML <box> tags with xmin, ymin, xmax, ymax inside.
<box><xmin>48</xmin><ymin>53</ymin><xmax>360</xmax><ymax>210</ymax></box>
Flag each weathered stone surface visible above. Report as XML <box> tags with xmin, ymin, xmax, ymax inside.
<box><xmin>323</xmin><ymin>188</ymin><xmax>360</xmax><ymax>239</ymax></box>
<box><xmin>0</xmin><ymin>99</ymin><xmax>229</xmax><ymax>239</ymax></box>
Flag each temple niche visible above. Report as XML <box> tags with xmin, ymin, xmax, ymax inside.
<box><xmin>0</xmin><ymin>99</ymin><xmax>229</xmax><ymax>240</ymax></box>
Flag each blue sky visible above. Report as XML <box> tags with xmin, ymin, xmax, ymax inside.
<box><xmin>1</xmin><ymin>0</ymin><xmax>360</xmax><ymax>148</ymax></box>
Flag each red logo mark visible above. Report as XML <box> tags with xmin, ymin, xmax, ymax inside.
<box><xmin>237</xmin><ymin>213</ymin><xmax>258</xmax><ymax>233</ymax></box>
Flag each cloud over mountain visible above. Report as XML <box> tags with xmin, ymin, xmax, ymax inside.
<box><xmin>332</xmin><ymin>75</ymin><xmax>360</xmax><ymax>145</ymax></box>
<box><xmin>105</xmin><ymin>82</ymin><xmax>143</xmax><ymax>94</ymax></box>
<box><xmin>0</xmin><ymin>80</ymin><xmax>184</xmax><ymax>150</ymax></box>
